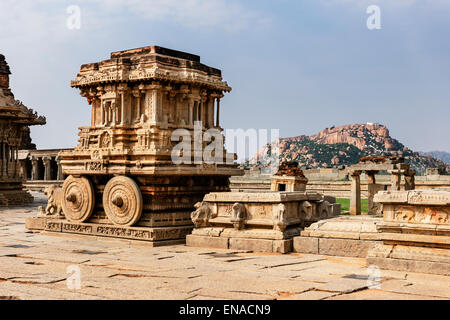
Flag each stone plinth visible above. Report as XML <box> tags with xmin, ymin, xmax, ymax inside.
<box><xmin>367</xmin><ymin>190</ymin><xmax>450</xmax><ymax>275</ymax></box>
<box><xmin>186</xmin><ymin>191</ymin><xmax>340</xmax><ymax>253</ymax></box>
<box><xmin>26</xmin><ymin>216</ymin><xmax>192</xmax><ymax>246</ymax></box>
<box><xmin>293</xmin><ymin>216</ymin><xmax>382</xmax><ymax>257</ymax></box>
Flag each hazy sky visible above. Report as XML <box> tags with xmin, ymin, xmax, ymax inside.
<box><xmin>1</xmin><ymin>0</ymin><xmax>449</xmax><ymax>153</ymax></box>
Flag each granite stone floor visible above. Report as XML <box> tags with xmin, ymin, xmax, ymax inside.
<box><xmin>0</xmin><ymin>192</ymin><xmax>449</xmax><ymax>300</ymax></box>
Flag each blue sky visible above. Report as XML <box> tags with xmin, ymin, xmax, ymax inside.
<box><xmin>1</xmin><ymin>0</ymin><xmax>449</xmax><ymax>153</ymax></box>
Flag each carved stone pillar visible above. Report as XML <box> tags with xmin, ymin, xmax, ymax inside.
<box><xmin>18</xmin><ymin>159</ymin><xmax>28</xmax><ymax>181</ymax></box>
<box><xmin>216</xmin><ymin>97</ymin><xmax>220</xmax><ymax>127</ymax></box>
<box><xmin>2</xmin><ymin>142</ymin><xmax>8</xmax><ymax>177</ymax></box>
<box><xmin>12</xmin><ymin>146</ymin><xmax>18</xmax><ymax>178</ymax></box>
<box><xmin>350</xmin><ymin>170</ymin><xmax>362</xmax><ymax>215</ymax></box>
<box><xmin>118</xmin><ymin>84</ymin><xmax>128</xmax><ymax>126</ymax></box>
<box><xmin>207</xmin><ymin>96</ymin><xmax>214</xmax><ymax>128</ymax></box>
<box><xmin>145</xmin><ymin>84</ymin><xmax>162</xmax><ymax>124</ymax></box>
<box><xmin>31</xmin><ymin>156</ymin><xmax>39</xmax><ymax>181</ymax></box>
<box><xmin>56</xmin><ymin>156</ymin><xmax>63</xmax><ymax>180</ymax></box>
<box><xmin>390</xmin><ymin>170</ymin><xmax>402</xmax><ymax>191</ymax></box>
<box><xmin>97</xmin><ymin>86</ymin><xmax>104</xmax><ymax>127</ymax></box>
<box><xmin>200</xmin><ymin>92</ymin><xmax>207</xmax><ymax>127</ymax></box>
<box><xmin>366</xmin><ymin>170</ymin><xmax>381</xmax><ymax>215</ymax></box>
<box><xmin>188</xmin><ymin>98</ymin><xmax>194</xmax><ymax>125</ymax></box>
<box><xmin>132</xmin><ymin>90</ymin><xmax>142</xmax><ymax>123</ymax></box>
<box><xmin>90</xmin><ymin>97</ymin><xmax>97</xmax><ymax>127</ymax></box>
<box><xmin>43</xmin><ymin>156</ymin><xmax>52</xmax><ymax>181</ymax></box>
<box><xmin>168</xmin><ymin>91</ymin><xmax>177</xmax><ymax>124</ymax></box>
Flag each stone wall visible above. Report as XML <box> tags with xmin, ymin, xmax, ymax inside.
<box><xmin>230</xmin><ymin>176</ymin><xmax>450</xmax><ymax>198</ymax></box>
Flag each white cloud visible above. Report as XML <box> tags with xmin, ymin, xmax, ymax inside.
<box><xmin>82</xmin><ymin>0</ymin><xmax>272</xmax><ymax>31</ymax></box>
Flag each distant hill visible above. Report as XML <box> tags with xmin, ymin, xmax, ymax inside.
<box><xmin>419</xmin><ymin>151</ymin><xmax>450</xmax><ymax>164</ymax></box>
<box><xmin>252</xmin><ymin>123</ymin><xmax>447</xmax><ymax>173</ymax></box>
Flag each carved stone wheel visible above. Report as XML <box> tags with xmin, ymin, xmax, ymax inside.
<box><xmin>103</xmin><ymin>176</ymin><xmax>143</xmax><ymax>226</ymax></box>
<box><xmin>61</xmin><ymin>175</ymin><xmax>95</xmax><ymax>223</ymax></box>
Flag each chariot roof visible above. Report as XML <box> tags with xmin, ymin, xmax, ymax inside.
<box><xmin>70</xmin><ymin>46</ymin><xmax>231</xmax><ymax>92</ymax></box>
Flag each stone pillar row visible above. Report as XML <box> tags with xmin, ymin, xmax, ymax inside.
<box><xmin>85</xmin><ymin>84</ymin><xmax>224</xmax><ymax>129</ymax></box>
<box><xmin>349</xmin><ymin>167</ymin><xmax>417</xmax><ymax>216</ymax></box>
<box><xmin>388</xmin><ymin>169</ymin><xmax>416</xmax><ymax>191</ymax></box>
<box><xmin>27</xmin><ymin>156</ymin><xmax>64</xmax><ymax>181</ymax></box>
<box><xmin>0</xmin><ymin>141</ymin><xmax>21</xmax><ymax>179</ymax></box>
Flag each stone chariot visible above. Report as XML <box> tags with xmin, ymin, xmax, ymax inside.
<box><xmin>28</xmin><ymin>46</ymin><xmax>243</xmax><ymax>244</ymax></box>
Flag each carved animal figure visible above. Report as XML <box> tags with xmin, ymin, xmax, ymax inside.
<box><xmin>300</xmin><ymin>201</ymin><xmax>313</xmax><ymax>221</ymax></box>
<box><xmin>44</xmin><ymin>185</ymin><xmax>64</xmax><ymax>216</ymax></box>
<box><xmin>273</xmin><ymin>203</ymin><xmax>288</xmax><ymax>231</ymax></box>
<box><xmin>395</xmin><ymin>208</ymin><xmax>415</xmax><ymax>223</ymax></box>
<box><xmin>191</xmin><ymin>202</ymin><xmax>212</xmax><ymax>227</ymax></box>
<box><xmin>231</xmin><ymin>202</ymin><xmax>246</xmax><ymax>230</ymax></box>
<box><xmin>317</xmin><ymin>201</ymin><xmax>331</xmax><ymax>219</ymax></box>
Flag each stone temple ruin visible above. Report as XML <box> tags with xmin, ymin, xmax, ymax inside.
<box><xmin>0</xmin><ymin>54</ymin><xmax>46</xmax><ymax>206</ymax></box>
<box><xmin>368</xmin><ymin>189</ymin><xmax>450</xmax><ymax>275</ymax></box>
<box><xmin>21</xmin><ymin>46</ymin><xmax>450</xmax><ymax>276</ymax></box>
<box><xmin>348</xmin><ymin>156</ymin><xmax>415</xmax><ymax>215</ymax></box>
<box><xmin>26</xmin><ymin>46</ymin><xmax>242</xmax><ymax>244</ymax></box>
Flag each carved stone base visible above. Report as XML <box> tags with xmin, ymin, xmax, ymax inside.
<box><xmin>367</xmin><ymin>243</ymin><xmax>450</xmax><ymax>276</ymax></box>
<box><xmin>369</xmin><ymin>190</ymin><xmax>450</xmax><ymax>275</ymax></box>
<box><xmin>0</xmin><ymin>183</ymin><xmax>34</xmax><ymax>206</ymax></box>
<box><xmin>186</xmin><ymin>227</ymin><xmax>297</xmax><ymax>253</ymax></box>
<box><xmin>26</xmin><ymin>217</ymin><xmax>193</xmax><ymax>244</ymax></box>
<box><xmin>292</xmin><ymin>216</ymin><xmax>382</xmax><ymax>258</ymax></box>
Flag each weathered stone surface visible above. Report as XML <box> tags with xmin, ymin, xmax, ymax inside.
<box><xmin>367</xmin><ymin>256</ymin><xmax>450</xmax><ymax>276</ymax></box>
<box><xmin>370</xmin><ymin>190</ymin><xmax>450</xmax><ymax>275</ymax></box>
<box><xmin>319</xmin><ymin>238</ymin><xmax>379</xmax><ymax>258</ymax></box>
<box><xmin>272</xmin><ymin>239</ymin><xmax>292</xmax><ymax>254</ymax></box>
<box><xmin>186</xmin><ymin>234</ymin><xmax>229</xmax><ymax>249</ymax></box>
<box><xmin>3</xmin><ymin>201</ymin><xmax>450</xmax><ymax>300</ymax></box>
<box><xmin>294</xmin><ymin>216</ymin><xmax>382</xmax><ymax>257</ymax></box>
<box><xmin>25</xmin><ymin>217</ymin><xmax>47</xmax><ymax>230</ymax></box>
<box><xmin>375</xmin><ymin>190</ymin><xmax>450</xmax><ymax>206</ymax></box>
<box><xmin>293</xmin><ymin>237</ymin><xmax>319</xmax><ymax>254</ymax></box>
<box><xmin>26</xmin><ymin>216</ymin><xmax>193</xmax><ymax>243</ymax></box>
<box><xmin>229</xmin><ymin>238</ymin><xmax>274</xmax><ymax>252</ymax></box>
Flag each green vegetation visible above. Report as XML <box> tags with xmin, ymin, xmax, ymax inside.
<box><xmin>336</xmin><ymin>198</ymin><xmax>368</xmax><ymax>214</ymax></box>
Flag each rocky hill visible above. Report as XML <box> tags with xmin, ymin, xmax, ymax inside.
<box><xmin>419</xmin><ymin>151</ymin><xmax>450</xmax><ymax>164</ymax></box>
<box><xmin>251</xmin><ymin>123</ymin><xmax>447</xmax><ymax>173</ymax></box>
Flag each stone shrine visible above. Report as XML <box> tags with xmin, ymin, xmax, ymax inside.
<box><xmin>0</xmin><ymin>54</ymin><xmax>46</xmax><ymax>206</ymax></box>
<box><xmin>187</xmin><ymin>162</ymin><xmax>340</xmax><ymax>253</ymax></box>
<box><xmin>270</xmin><ymin>161</ymin><xmax>308</xmax><ymax>192</ymax></box>
<box><xmin>26</xmin><ymin>46</ymin><xmax>243</xmax><ymax>244</ymax></box>
<box><xmin>367</xmin><ymin>189</ymin><xmax>450</xmax><ymax>275</ymax></box>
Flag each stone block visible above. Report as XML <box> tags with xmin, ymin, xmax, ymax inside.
<box><xmin>25</xmin><ymin>217</ymin><xmax>46</xmax><ymax>230</ymax></box>
<box><xmin>186</xmin><ymin>235</ymin><xmax>229</xmax><ymax>249</ymax></box>
<box><xmin>293</xmin><ymin>236</ymin><xmax>319</xmax><ymax>254</ymax></box>
<box><xmin>229</xmin><ymin>238</ymin><xmax>273</xmax><ymax>252</ymax></box>
<box><xmin>318</xmin><ymin>238</ymin><xmax>378</xmax><ymax>258</ymax></box>
<box><xmin>272</xmin><ymin>239</ymin><xmax>292</xmax><ymax>253</ymax></box>
<box><xmin>366</xmin><ymin>256</ymin><xmax>450</xmax><ymax>276</ymax></box>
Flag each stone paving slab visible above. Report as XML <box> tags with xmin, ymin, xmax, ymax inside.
<box><xmin>0</xmin><ymin>194</ymin><xmax>449</xmax><ymax>300</ymax></box>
